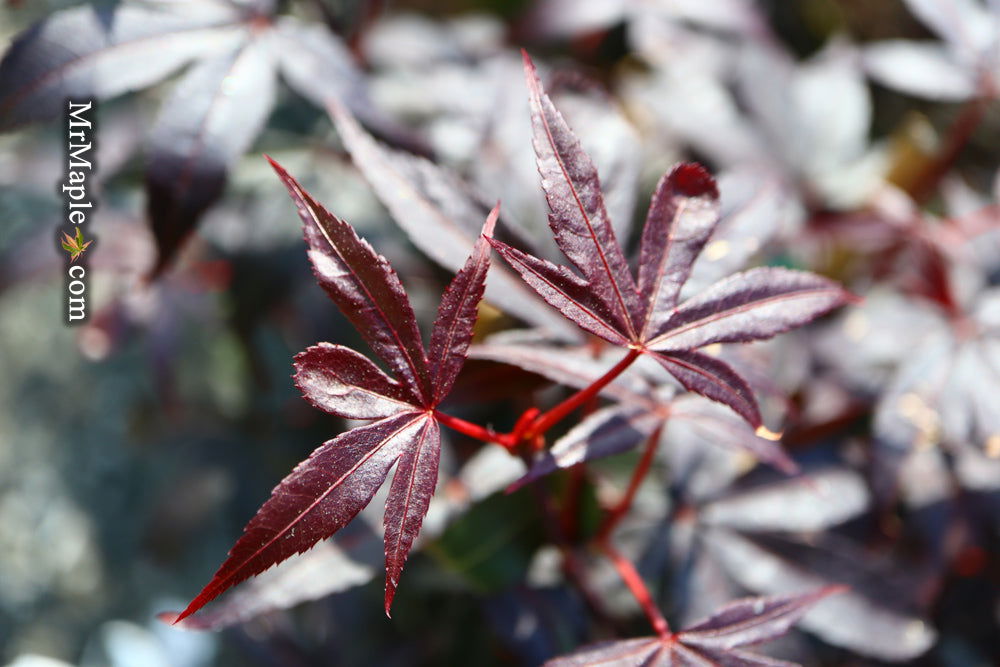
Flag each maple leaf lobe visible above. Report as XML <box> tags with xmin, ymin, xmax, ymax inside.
<box><xmin>670</xmin><ymin>162</ymin><xmax>718</xmax><ymax>199</ymax></box>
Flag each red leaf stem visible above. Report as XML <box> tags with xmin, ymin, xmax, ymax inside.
<box><xmin>599</xmin><ymin>540</ymin><xmax>671</xmax><ymax>638</ymax></box>
<box><xmin>433</xmin><ymin>410</ymin><xmax>516</xmax><ymax>449</ymax></box>
<box><xmin>597</xmin><ymin>423</ymin><xmax>664</xmax><ymax>543</ymax></box>
<box><xmin>525</xmin><ymin>347</ymin><xmax>642</xmax><ymax>439</ymax></box>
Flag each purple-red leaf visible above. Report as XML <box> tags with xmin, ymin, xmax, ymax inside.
<box><xmin>488</xmin><ymin>238</ymin><xmax>629</xmax><ymax>345</ymax></box>
<box><xmin>269</xmin><ymin>156</ymin><xmax>432</xmax><ymax>405</ymax></box>
<box><xmin>328</xmin><ymin>100</ymin><xmax>576</xmax><ymax>338</ymax></box>
<box><xmin>173</xmin><ymin>411</ymin><xmax>424</xmax><ymax>623</ymax></box>
<box><xmin>652</xmin><ymin>350</ymin><xmax>763</xmax><ymax>429</ymax></box>
<box><xmin>146</xmin><ymin>37</ymin><xmax>276</xmax><ymax>275</ymax></box>
<box><xmin>522</xmin><ymin>50</ymin><xmax>639</xmax><ymax>338</ymax></box>
<box><xmin>648</xmin><ymin>268</ymin><xmax>850</xmax><ymax>352</ymax></box>
<box><xmin>428</xmin><ymin>206</ymin><xmax>497</xmax><ymax>402</ymax></box>
<box><xmin>638</xmin><ymin>163</ymin><xmax>722</xmax><ymax>336</ymax></box>
<box><xmin>0</xmin><ymin>2</ymin><xmax>241</xmax><ymax>130</ymax></box>
<box><xmin>545</xmin><ymin>638</ymin><xmax>663</xmax><ymax>666</ymax></box>
<box><xmin>177</xmin><ymin>161</ymin><xmax>495</xmax><ymax>623</ymax></box>
<box><xmin>383</xmin><ymin>416</ymin><xmax>440</xmax><ymax>614</ymax></box>
<box><xmin>547</xmin><ymin>588</ymin><xmax>841</xmax><ymax>666</ymax></box>
<box><xmin>293</xmin><ymin>343</ymin><xmax>416</xmax><ymax>420</ymax></box>
<box><xmin>678</xmin><ymin>587</ymin><xmax>845</xmax><ymax>650</ymax></box>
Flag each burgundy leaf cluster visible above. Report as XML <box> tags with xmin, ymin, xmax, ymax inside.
<box><xmin>169</xmin><ymin>52</ymin><xmax>852</xmax><ymax>666</ymax></box>
<box><xmin>488</xmin><ymin>53</ymin><xmax>849</xmax><ymax>434</ymax></box>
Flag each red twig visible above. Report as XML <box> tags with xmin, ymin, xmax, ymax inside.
<box><xmin>561</xmin><ymin>464</ymin><xmax>588</xmax><ymax>541</ymax></box>
<box><xmin>911</xmin><ymin>95</ymin><xmax>991</xmax><ymax>204</ymax></box>
<box><xmin>525</xmin><ymin>347</ymin><xmax>641</xmax><ymax>439</ymax></box>
<box><xmin>597</xmin><ymin>424</ymin><xmax>664</xmax><ymax>543</ymax></box>
<box><xmin>433</xmin><ymin>410</ymin><xmax>515</xmax><ymax>449</ymax></box>
<box><xmin>528</xmin><ymin>482</ymin><xmax>624</xmax><ymax>634</ymax></box>
<box><xmin>436</xmin><ymin>348</ymin><xmax>641</xmax><ymax>452</ymax></box>
<box><xmin>598</xmin><ymin>540</ymin><xmax>671</xmax><ymax>638</ymax></box>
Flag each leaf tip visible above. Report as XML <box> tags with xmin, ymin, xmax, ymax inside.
<box><xmin>823</xmin><ymin>583</ymin><xmax>850</xmax><ymax>597</ymax></box>
<box><xmin>325</xmin><ymin>96</ymin><xmax>349</xmax><ymax>123</ymax></box>
<box><xmin>669</xmin><ymin>163</ymin><xmax>718</xmax><ymax>200</ymax></box>
<box><xmin>384</xmin><ymin>584</ymin><xmax>397</xmax><ymax>618</ymax></box>
<box><xmin>483</xmin><ymin>202</ymin><xmax>500</xmax><ymax>239</ymax></box>
<box><xmin>504</xmin><ymin>477</ymin><xmax>528</xmax><ymax>494</ymax></box>
<box><xmin>157</xmin><ymin>611</ymin><xmax>181</xmax><ymax>626</ymax></box>
<box><xmin>806</xmin><ymin>583</ymin><xmax>849</xmax><ymax>609</ymax></box>
<box><xmin>520</xmin><ymin>48</ymin><xmax>533</xmax><ymax>70</ymax></box>
<box><xmin>754</xmin><ymin>425</ymin><xmax>783</xmax><ymax>441</ymax></box>
<box><xmin>264</xmin><ymin>154</ymin><xmax>287</xmax><ymax>179</ymax></box>
<box><xmin>843</xmin><ymin>289</ymin><xmax>865</xmax><ymax>306</ymax></box>
<box><xmin>520</xmin><ymin>49</ymin><xmax>542</xmax><ymax>94</ymax></box>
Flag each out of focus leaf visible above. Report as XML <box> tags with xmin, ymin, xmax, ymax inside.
<box><xmin>429</xmin><ymin>491</ymin><xmax>545</xmax><ymax>592</ymax></box>
<box><xmin>701</xmin><ymin>468</ymin><xmax>869</xmax><ymax>533</ymax></box>
<box><xmin>863</xmin><ymin>0</ymin><xmax>1000</xmax><ymax>100</ymax></box>
<box><xmin>705</xmin><ymin>530</ymin><xmax>937</xmax><ymax>661</ymax></box>
<box><xmin>161</xmin><ymin>539</ymin><xmax>377</xmax><ymax>631</ymax></box>
<box><xmin>329</xmin><ymin>101</ymin><xmax>577</xmax><ymax>338</ymax></box>
<box><xmin>863</xmin><ymin>41</ymin><xmax>978</xmax><ymax>100</ymax></box>
<box><xmin>145</xmin><ymin>37</ymin><xmax>276</xmax><ymax>275</ymax></box>
<box><xmin>0</xmin><ymin>1</ymin><xmax>242</xmax><ymax>129</ymax></box>
<box><xmin>546</xmin><ymin>587</ymin><xmax>841</xmax><ymax>666</ymax></box>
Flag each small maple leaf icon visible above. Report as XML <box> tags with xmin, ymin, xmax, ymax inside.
<box><xmin>61</xmin><ymin>227</ymin><xmax>93</xmax><ymax>262</ymax></box>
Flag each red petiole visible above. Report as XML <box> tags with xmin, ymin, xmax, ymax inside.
<box><xmin>599</xmin><ymin>540</ymin><xmax>671</xmax><ymax>638</ymax></box>
<box><xmin>435</xmin><ymin>347</ymin><xmax>643</xmax><ymax>451</ymax></box>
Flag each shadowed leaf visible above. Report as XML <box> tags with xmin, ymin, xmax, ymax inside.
<box><xmin>514</xmin><ymin>403</ymin><xmax>663</xmax><ymax>490</ymax></box>
<box><xmin>546</xmin><ymin>587</ymin><xmax>841</xmax><ymax>666</ymax></box>
<box><xmin>146</xmin><ymin>37</ymin><xmax>276</xmax><ymax>275</ymax></box>
<box><xmin>0</xmin><ymin>2</ymin><xmax>242</xmax><ymax>130</ymax></box>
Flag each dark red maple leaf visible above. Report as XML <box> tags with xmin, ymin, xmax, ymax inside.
<box><xmin>546</xmin><ymin>587</ymin><xmax>844</xmax><ymax>666</ymax></box>
<box><xmin>171</xmin><ymin>156</ymin><xmax>496</xmax><ymax>623</ymax></box>
<box><xmin>488</xmin><ymin>52</ymin><xmax>853</xmax><ymax>431</ymax></box>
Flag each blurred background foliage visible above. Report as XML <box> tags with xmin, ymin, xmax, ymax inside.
<box><xmin>0</xmin><ymin>0</ymin><xmax>998</xmax><ymax>665</ymax></box>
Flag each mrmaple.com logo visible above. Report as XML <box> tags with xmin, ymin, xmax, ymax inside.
<box><xmin>61</xmin><ymin>99</ymin><xmax>96</xmax><ymax>324</ymax></box>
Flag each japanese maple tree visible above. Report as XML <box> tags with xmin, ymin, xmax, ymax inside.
<box><xmin>169</xmin><ymin>51</ymin><xmax>852</xmax><ymax>663</ymax></box>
